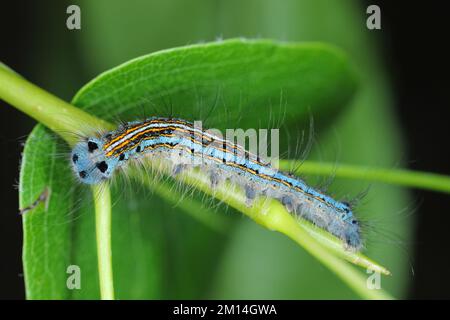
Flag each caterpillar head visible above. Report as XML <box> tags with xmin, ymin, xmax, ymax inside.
<box><xmin>71</xmin><ymin>137</ymin><xmax>117</xmax><ymax>185</ymax></box>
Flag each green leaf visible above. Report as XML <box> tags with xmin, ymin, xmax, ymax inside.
<box><xmin>20</xmin><ymin>128</ymin><xmax>73</xmax><ymax>299</ymax></box>
<box><xmin>73</xmin><ymin>39</ymin><xmax>356</xmax><ymax>129</ymax></box>
<box><xmin>15</xmin><ymin>39</ymin><xmax>359</xmax><ymax>299</ymax></box>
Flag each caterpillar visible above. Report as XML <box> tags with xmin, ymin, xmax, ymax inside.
<box><xmin>70</xmin><ymin>116</ymin><xmax>362</xmax><ymax>250</ymax></box>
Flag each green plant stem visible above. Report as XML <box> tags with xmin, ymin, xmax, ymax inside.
<box><xmin>0</xmin><ymin>64</ymin><xmax>113</xmax><ymax>145</ymax></box>
<box><xmin>280</xmin><ymin>160</ymin><xmax>450</xmax><ymax>194</ymax></box>
<box><xmin>93</xmin><ymin>184</ymin><xmax>115</xmax><ymax>300</ymax></box>
<box><xmin>280</xmin><ymin>210</ymin><xmax>392</xmax><ymax>299</ymax></box>
<box><xmin>170</xmin><ymin>166</ymin><xmax>393</xmax><ymax>300</ymax></box>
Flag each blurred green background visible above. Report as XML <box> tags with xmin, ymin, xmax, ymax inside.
<box><xmin>5</xmin><ymin>0</ymin><xmax>450</xmax><ymax>299</ymax></box>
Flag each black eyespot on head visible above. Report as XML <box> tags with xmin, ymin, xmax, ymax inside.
<box><xmin>79</xmin><ymin>171</ymin><xmax>87</xmax><ymax>178</ymax></box>
<box><xmin>351</xmin><ymin>219</ymin><xmax>358</xmax><ymax>225</ymax></box>
<box><xmin>96</xmin><ymin>161</ymin><xmax>108</xmax><ymax>173</ymax></box>
<box><xmin>72</xmin><ymin>154</ymin><xmax>79</xmax><ymax>163</ymax></box>
<box><xmin>88</xmin><ymin>141</ymin><xmax>98</xmax><ymax>152</ymax></box>
<box><xmin>119</xmin><ymin>153</ymin><xmax>125</xmax><ymax>161</ymax></box>
<box><xmin>136</xmin><ymin>146</ymin><xmax>141</xmax><ymax>153</ymax></box>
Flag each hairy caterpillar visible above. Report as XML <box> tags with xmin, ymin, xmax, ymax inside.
<box><xmin>71</xmin><ymin>116</ymin><xmax>362</xmax><ymax>250</ymax></box>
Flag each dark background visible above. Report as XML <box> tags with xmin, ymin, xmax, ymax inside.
<box><xmin>1</xmin><ymin>1</ymin><xmax>449</xmax><ymax>299</ymax></box>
